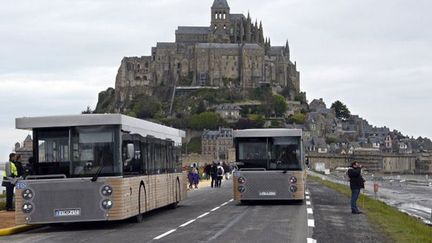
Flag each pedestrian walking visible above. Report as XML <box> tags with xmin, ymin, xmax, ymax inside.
<box><xmin>216</xmin><ymin>162</ymin><xmax>225</xmax><ymax>188</ymax></box>
<box><xmin>210</xmin><ymin>162</ymin><xmax>218</xmax><ymax>188</ymax></box>
<box><xmin>203</xmin><ymin>163</ymin><xmax>211</xmax><ymax>180</ymax></box>
<box><xmin>192</xmin><ymin>164</ymin><xmax>200</xmax><ymax>189</ymax></box>
<box><xmin>347</xmin><ymin>161</ymin><xmax>365</xmax><ymax>214</ymax></box>
<box><xmin>2</xmin><ymin>153</ymin><xmax>18</xmax><ymax>211</ymax></box>
<box><xmin>188</xmin><ymin>164</ymin><xmax>194</xmax><ymax>189</ymax></box>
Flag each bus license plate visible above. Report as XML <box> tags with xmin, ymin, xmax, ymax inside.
<box><xmin>54</xmin><ymin>209</ymin><xmax>81</xmax><ymax>217</ymax></box>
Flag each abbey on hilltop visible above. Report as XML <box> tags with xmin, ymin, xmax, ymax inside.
<box><xmin>114</xmin><ymin>0</ymin><xmax>300</xmax><ymax>111</ymax></box>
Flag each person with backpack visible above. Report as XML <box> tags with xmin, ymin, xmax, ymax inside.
<box><xmin>210</xmin><ymin>162</ymin><xmax>218</xmax><ymax>188</ymax></box>
<box><xmin>347</xmin><ymin>161</ymin><xmax>366</xmax><ymax>214</ymax></box>
<box><xmin>216</xmin><ymin>162</ymin><xmax>225</xmax><ymax>188</ymax></box>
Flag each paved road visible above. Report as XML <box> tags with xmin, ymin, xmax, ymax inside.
<box><xmin>308</xmin><ymin>180</ymin><xmax>389</xmax><ymax>243</ymax></box>
<box><xmin>0</xmin><ymin>180</ymin><xmax>310</xmax><ymax>243</ymax></box>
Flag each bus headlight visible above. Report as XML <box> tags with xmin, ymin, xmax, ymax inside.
<box><xmin>290</xmin><ymin>185</ymin><xmax>297</xmax><ymax>193</ymax></box>
<box><xmin>22</xmin><ymin>189</ymin><xmax>34</xmax><ymax>200</ymax></box>
<box><xmin>238</xmin><ymin>177</ymin><xmax>246</xmax><ymax>184</ymax></box>
<box><xmin>22</xmin><ymin>203</ymin><xmax>34</xmax><ymax>214</ymax></box>
<box><xmin>101</xmin><ymin>199</ymin><xmax>113</xmax><ymax>210</ymax></box>
<box><xmin>101</xmin><ymin>185</ymin><xmax>113</xmax><ymax>196</ymax></box>
<box><xmin>290</xmin><ymin>176</ymin><xmax>297</xmax><ymax>184</ymax></box>
<box><xmin>238</xmin><ymin>186</ymin><xmax>245</xmax><ymax>193</ymax></box>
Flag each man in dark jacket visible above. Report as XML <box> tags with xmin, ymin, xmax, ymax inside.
<box><xmin>210</xmin><ymin>162</ymin><xmax>218</xmax><ymax>188</ymax></box>
<box><xmin>347</xmin><ymin>161</ymin><xmax>365</xmax><ymax>214</ymax></box>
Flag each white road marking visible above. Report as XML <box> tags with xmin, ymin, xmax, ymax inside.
<box><xmin>308</xmin><ymin>219</ymin><xmax>315</xmax><ymax>227</ymax></box>
<box><xmin>211</xmin><ymin>206</ymin><xmax>221</xmax><ymax>212</ymax></box>
<box><xmin>154</xmin><ymin>199</ymin><xmax>234</xmax><ymax>240</ymax></box>
<box><xmin>154</xmin><ymin>229</ymin><xmax>176</xmax><ymax>240</ymax></box>
<box><xmin>306</xmin><ymin>196</ymin><xmax>310</xmax><ymax>200</ymax></box>
<box><xmin>197</xmin><ymin>212</ymin><xmax>210</xmax><ymax>218</ymax></box>
<box><xmin>179</xmin><ymin>219</ymin><xmax>196</xmax><ymax>227</ymax></box>
<box><xmin>307</xmin><ymin>238</ymin><xmax>317</xmax><ymax>243</ymax></box>
<box><xmin>306</xmin><ymin>201</ymin><xmax>311</xmax><ymax>205</ymax></box>
<box><xmin>307</xmin><ymin>208</ymin><xmax>313</xmax><ymax>214</ymax></box>
<box><xmin>305</xmin><ymin>191</ymin><xmax>309</xmax><ymax>195</ymax></box>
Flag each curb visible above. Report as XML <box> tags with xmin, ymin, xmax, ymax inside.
<box><xmin>0</xmin><ymin>225</ymin><xmax>40</xmax><ymax>236</ymax></box>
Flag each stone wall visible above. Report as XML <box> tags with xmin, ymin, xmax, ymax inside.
<box><xmin>307</xmin><ymin>152</ymin><xmax>419</xmax><ymax>173</ymax></box>
<box><xmin>182</xmin><ymin>153</ymin><xmax>214</xmax><ymax>167</ymax></box>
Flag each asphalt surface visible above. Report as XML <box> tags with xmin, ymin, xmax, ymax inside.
<box><xmin>0</xmin><ymin>180</ymin><xmax>310</xmax><ymax>243</ymax></box>
<box><xmin>313</xmin><ymin>171</ymin><xmax>432</xmax><ymax>225</ymax></box>
<box><xmin>308</xmin><ymin>180</ymin><xmax>389</xmax><ymax>243</ymax></box>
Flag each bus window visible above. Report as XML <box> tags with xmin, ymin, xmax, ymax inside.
<box><xmin>269</xmin><ymin>137</ymin><xmax>302</xmax><ymax>170</ymax></box>
<box><xmin>140</xmin><ymin>140</ymin><xmax>148</xmax><ymax>175</ymax></box>
<box><xmin>161</xmin><ymin>142</ymin><xmax>167</xmax><ymax>173</ymax></box>
<box><xmin>37</xmin><ymin>129</ymin><xmax>69</xmax><ymax>163</ymax></box>
<box><xmin>148</xmin><ymin>141</ymin><xmax>154</xmax><ymax>174</ymax></box>
<box><xmin>238</xmin><ymin>142</ymin><xmax>267</xmax><ymax>160</ymax></box>
<box><xmin>35</xmin><ymin>128</ymin><xmax>70</xmax><ymax>176</ymax></box>
<box><xmin>154</xmin><ymin>143</ymin><xmax>161</xmax><ymax>174</ymax></box>
<box><xmin>71</xmin><ymin>126</ymin><xmax>118</xmax><ymax>177</ymax></box>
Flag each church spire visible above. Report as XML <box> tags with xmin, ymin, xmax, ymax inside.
<box><xmin>285</xmin><ymin>39</ymin><xmax>290</xmax><ymax>58</ymax></box>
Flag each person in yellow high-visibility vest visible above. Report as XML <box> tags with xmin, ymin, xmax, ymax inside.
<box><xmin>2</xmin><ymin>153</ymin><xmax>18</xmax><ymax>211</ymax></box>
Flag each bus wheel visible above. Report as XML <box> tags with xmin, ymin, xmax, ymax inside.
<box><xmin>134</xmin><ymin>213</ymin><xmax>144</xmax><ymax>223</ymax></box>
<box><xmin>168</xmin><ymin>202</ymin><xmax>178</xmax><ymax>209</ymax></box>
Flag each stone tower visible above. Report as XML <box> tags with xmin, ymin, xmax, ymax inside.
<box><xmin>211</xmin><ymin>0</ymin><xmax>231</xmax><ymax>43</ymax></box>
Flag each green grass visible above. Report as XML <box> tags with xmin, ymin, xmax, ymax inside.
<box><xmin>310</xmin><ymin>176</ymin><xmax>432</xmax><ymax>243</ymax></box>
<box><xmin>0</xmin><ymin>201</ymin><xmax>5</xmax><ymax>211</ymax></box>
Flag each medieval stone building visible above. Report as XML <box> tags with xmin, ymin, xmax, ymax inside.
<box><xmin>115</xmin><ymin>0</ymin><xmax>300</xmax><ymax>111</ymax></box>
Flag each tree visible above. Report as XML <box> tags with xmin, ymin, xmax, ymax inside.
<box><xmin>82</xmin><ymin>106</ymin><xmax>93</xmax><ymax>114</ymax></box>
<box><xmin>132</xmin><ymin>95</ymin><xmax>162</xmax><ymax>119</ymax></box>
<box><xmin>235</xmin><ymin>118</ymin><xmax>264</xmax><ymax>129</ymax></box>
<box><xmin>195</xmin><ymin>100</ymin><xmax>207</xmax><ymax>114</ymax></box>
<box><xmin>188</xmin><ymin>112</ymin><xmax>223</xmax><ymax>130</ymax></box>
<box><xmin>272</xmin><ymin>95</ymin><xmax>288</xmax><ymax>117</ymax></box>
<box><xmin>331</xmin><ymin>100</ymin><xmax>351</xmax><ymax>120</ymax></box>
<box><xmin>290</xmin><ymin>112</ymin><xmax>306</xmax><ymax>124</ymax></box>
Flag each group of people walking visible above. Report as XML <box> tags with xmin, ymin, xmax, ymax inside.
<box><xmin>187</xmin><ymin>161</ymin><xmax>230</xmax><ymax>190</ymax></box>
<box><xmin>209</xmin><ymin>162</ymin><xmax>225</xmax><ymax>188</ymax></box>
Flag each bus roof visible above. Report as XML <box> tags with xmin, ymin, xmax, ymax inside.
<box><xmin>16</xmin><ymin>114</ymin><xmax>186</xmax><ymax>145</ymax></box>
<box><xmin>233</xmin><ymin>128</ymin><xmax>302</xmax><ymax>138</ymax></box>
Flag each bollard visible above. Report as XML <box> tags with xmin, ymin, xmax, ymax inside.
<box><xmin>373</xmin><ymin>183</ymin><xmax>379</xmax><ymax>199</ymax></box>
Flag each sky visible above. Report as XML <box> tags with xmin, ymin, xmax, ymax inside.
<box><xmin>0</xmin><ymin>0</ymin><xmax>431</xmax><ymax>161</ymax></box>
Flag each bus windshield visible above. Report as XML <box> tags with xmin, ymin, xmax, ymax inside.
<box><xmin>236</xmin><ymin>136</ymin><xmax>302</xmax><ymax>171</ymax></box>
<box><xmin>269</xmin><ymin>137</ymin><xmax>302</xmax><ymax>170</ymax></box>
<box><xmin>71</xmin><ymin>126</ymin><xmax>119</xmax><ymax>177</ymax></box>
<box><xmin>35</xmin><ymin>126</ymin><xmax>121</xmax><ymax>177</ymax></box>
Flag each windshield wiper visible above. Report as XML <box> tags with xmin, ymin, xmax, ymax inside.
<box><xmin>91</xmin><ymin>165</ymin><xmax>104</xmax><ymax>182</ymax></box>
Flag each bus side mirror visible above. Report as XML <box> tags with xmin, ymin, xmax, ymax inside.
<box><xmin>127</xmin><ymin>144</ymin><xmax>134</xmax><ymax>160</ymax></box>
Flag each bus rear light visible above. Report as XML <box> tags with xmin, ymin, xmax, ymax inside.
<box><xmin>101</xmin><ymin>185</ymin><xmax>113</xmax><ymax>196</ymax></box>
<box><xmin>238</xmin><ymin>186</ymin><xmax>245</xmax><ymax>193</ymax></box>
<box><xmin>22</xmin><ymin>189</ymin><xmax>34</xmax><ymax>200</ymax></box>
<box><xmin>22</xmin><ymin>202</ymin><xmax>34</xmax><ymax>214</ymax></box>
<box><xmin>289</xmin><ymin>176</ymin><xmax>297</xmax><ymax>184</ymax></box>
<box><xmin>289</xmin><ymin>185</ymin><xmax>297</xmax><ymax>193</ymax></box>
<box><xmin>102</xmin><ymin>199</ymin><xmax>113</xmax><ymax>210</ymax></box>
<box><xmin>238</xmin><ymin>177</ymin><xmax>246</xmax><ymax>184</ymax></box>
